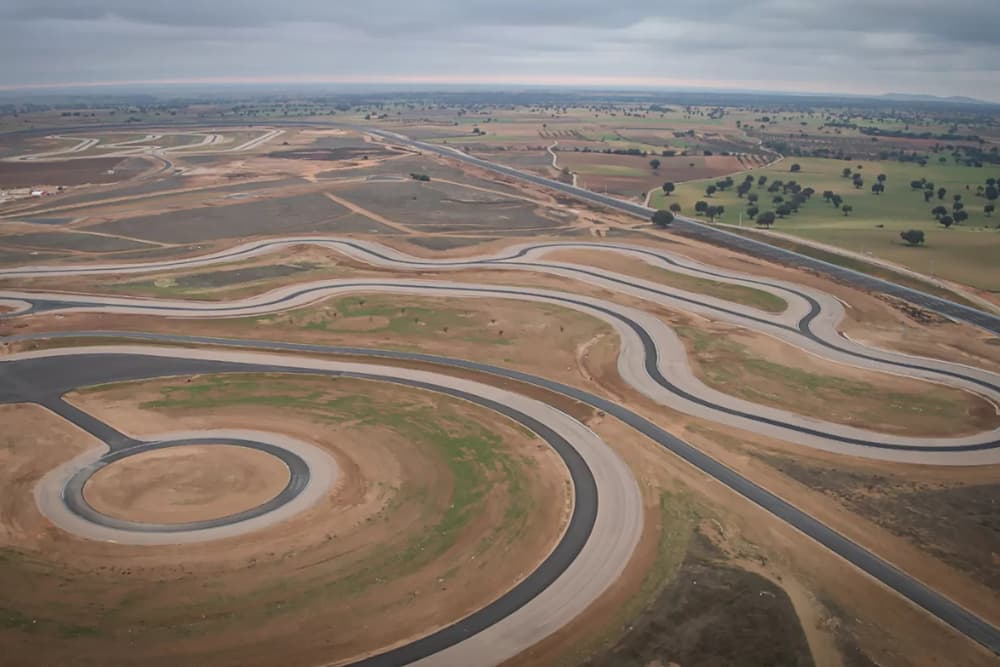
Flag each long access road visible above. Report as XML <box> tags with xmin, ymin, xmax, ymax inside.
<box><xmin>363</xmin><ymin>127</ymin><xmax>1000</xmax><ymax>334</ymax></box>
<box><xmin>5</xmin><ymin>118</ymin><xmax>997</xmax><ymax>332</ymax></box>
<box><xmin>4</xmin><ymin>335</ymin><xmax>1000</xmax><ymax>659</ymax></box>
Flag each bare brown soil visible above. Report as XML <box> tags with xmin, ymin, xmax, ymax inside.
<box><xmin>757</xmin><ymin>452</ymin><xmax>1000</xmax><ymax>593</ymax></box>
<box><xmin>0</xmin><ymin>375</ymin><xmax>570</xmax><ymax>667</ymax></box>
<box><xmin>0</xmin><ymin>157</ymin><xmax>140</xmax><ymax>188</ymax></box>
<box><xmin>83</xmin><ymin>444</ymin><xmax>289</xmax><ymax>524</ymax></box>
<box><xmin>559</xmin><ymin>153</ymin><xmax>748</xmax><ymax>197</ymax></box>
<box><xmin>5</xmin><ymin>126</ymin><xmax>1000</xmax><ymax>667</ymax></box>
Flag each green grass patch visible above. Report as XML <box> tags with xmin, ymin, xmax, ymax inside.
<box><xmin>655</xmin><ymin>156</ymin><xmax>1000</xmax><ymax>291</ymax></box>
<box><xmin>67</xmin><ymin>373</ymin><xmax>537</xmax><ymax>636</ymax></box>
<box><xmin>638</xmin><ymin>263</ymin><xmax>786</xmax><ymax>313</ymax></box>
<box><xmin>675</xmin><ymin>326</ymin><xmax>982</xmax><ymax>432</ymax></box>
<box><xmin>256</xmin><ymin>295</ymin><xmax>512</xmax><ymax>345</ymax></box>
<box><xmin>720</xmin><ymin>227</ymin><xmax>981</xmax><ymax>307</ymax></box>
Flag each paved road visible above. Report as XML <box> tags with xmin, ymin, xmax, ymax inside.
<box><xmin>6</xmin><ymin>337</ymin><xmax>999</xmax><ymax>657</ymax></box>
<box><xmin>364</xmin><ymin>128</ymin><xmax>1000</xmax><ymax>335</ymax></box>
<box><xmin>5</xmin><ymin>118</ymin><xmax>997</xmax><ymax>333</ymax></box>
<box><xmin>4</xmin><ymin>122</ymin><xmax>1000</xmax><ymax>657</ymax></box>
<box><xmin>2</xmin><ymin>346</ymin><xmax>641</xmax><ymax>666</ymax></box>
<box><xmin>5</xmin><ymin>239</ymin><xmax>999</xmax><ymax>465</ymax></box>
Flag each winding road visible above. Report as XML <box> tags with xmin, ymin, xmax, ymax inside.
<box><xmin>3</xmin><ymin>124</ymin><xmax>1000</xmax><ymax>661</ymax></box>
<box><xmin>4</xmin><ymin>238</ymin><xmax>998</xmax><ymax>465</ymax></box>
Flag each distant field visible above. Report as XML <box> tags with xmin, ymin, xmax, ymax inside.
<box><xmin>561</xmin><ymin>152</ymin><xmax>753</xmax><ymax>199</ymax></box>
<box><xmin>654</xmin><ymin>157</ymin><xmax>1000</xmax><ymax>291</ymax></box>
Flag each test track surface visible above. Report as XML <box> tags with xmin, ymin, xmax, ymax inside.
<box><xmin>2</xmin><ymin>123</ymin><xmax>1000</xmax><ymax>660</ymax></box>
<box><xmin>3</xmin><ymin>238</ymin><xmax>999</xmax><ymax>465</ymax></box>
<box><xmin>2</xmin><ymin>346</ymin><xmax>641</xmax><ymax>666</ymax></box>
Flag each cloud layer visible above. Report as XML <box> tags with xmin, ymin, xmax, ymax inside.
<box><xmin>3</xmin><ymin>1</ymin><xmax>998</xmax><ymax>98</ymax></box>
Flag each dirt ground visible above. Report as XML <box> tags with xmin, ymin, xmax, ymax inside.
<box><xmin>83</xmin><ymin>444</ymin><xmax>290</xmax><ymax>524</ymax></box>
<box><xmin>0</xmin><ymin>375</ymin><xmax>570</xmax><ymax>667</ymax></box>
<box><xmin>582</xmin><ymin>533</ymin><xmax>814</xmax><ymax>667</ymax></box>
<box><xmin>3</xmin><ymin>124</ymin><xmax>1000</xmax><ymax>667</ymax></box>
<box><xmin>0</xmin><ymin>156</ymin><xmax>144</xmax><ymax>188</ymax></box>
<box><xmin>558</xmin><ymin>153</ymin><xmax>748</xmax><ymax>197</ymax></box>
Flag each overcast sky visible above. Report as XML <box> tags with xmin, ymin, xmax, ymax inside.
<box><xmin>2</xmin><ymin>1</ymin><xmax>998</xmax><ymax>100</ymax></box>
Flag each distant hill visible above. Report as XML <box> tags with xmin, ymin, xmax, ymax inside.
<box><xmin>879</xmin><ymin>92</ymin><xmax>989</xmax><ymax>104</ymax></box>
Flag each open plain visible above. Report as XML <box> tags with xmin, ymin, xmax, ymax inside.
<box><xmin>2</xmin><ymin>108</ymin><xmax>999</xmax><ymax>667</ymax></box>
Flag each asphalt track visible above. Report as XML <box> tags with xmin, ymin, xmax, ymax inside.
<box><xmin>364</xmin><ymin>127</ymin><xmax>1000</xmax><ymax>334</ymax></box>
<box><xmin>4</xmin><ymin>239</ymin><xmax>999</xmax><ymax>464</ymax></box>
<box><xmin>2</xmin><ymin>347</ymin><xmax>642</xmax><ymax>666</ymax></box>
<box><xmin>3</xmin><ymin>124</ymin><xmax>1000</xmax><ymax>658</ymax></box>
<box><xmin>3</xmin><ymin>118</ymin><xmax>998</xmax><ymax>334</ymax></box>
<box><xmin>5</xmin><ymin>339</ymin><xmax>1000</xmax><ymax>656</ymax></box>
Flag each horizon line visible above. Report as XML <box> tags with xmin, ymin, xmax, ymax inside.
<box><xmin>0</xmin><ymin>74</ymin><xmax>995</xmax><ymax>104</ymax></box>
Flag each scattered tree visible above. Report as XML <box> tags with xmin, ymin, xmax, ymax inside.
<box><xmin>872</xmin><ymin>183</ymin><xmax>884</xmax><ymax>195</ymax></box>
<box><xmin>661</xmin><ymin>181</ymin><xmax>675</xmax><ymax>196</ymax></box>
<box><xmin>986</xmin><ymin>186</ymin><xmax>999</xmax><ymax>201</ymax></box>
<box><xmin>650</xmin><ymin>158</ymin><xmax>661</xmax><ymax>170</ymax></box>
<box><xmin>937</xmin><ymin>187</ymin><xmax>947</xmax><ymax>200</ymax></box>
<box><xmin>877</xmin><ymin>173</ymin><xmax>887</xmax><ymax>184</ymax></box>
<box><xmin>899</xmin><ymin>229</ymin><xmax>925</xmax><ymax>246</ymax></box>
<box><xmin>757</xmin><ymin>211</ymin><xmax>776</xmax><ymax>228</ymax></box>
<box><xmin>985</xmin><ymin>203</ymin><xmax>995</xmax><ymax>217</ymax></box>
<box><xmin>694</xmin><ymin>200</ymin><xmax>709</xmax><ymax>213</ymax></box>
<box><xmin>954</xmin><ymin>210</ymin><xmax>969</xmax><ymax>224</ymax></box>
<box><xmin>705</xmin><ymin>185</ymin><xmax>717</xmax><ymax>197</ymax></box>
<box><xmin>790</xmin><ymin>163</ymin><xmax>801</xmax><ymax>172</ymax></box>
<box><xmin>938</xmin><ymin>215</ymin><xmax>954</xmax><ymax>228</ymax></box>
<box><xmin>651</xmin><ymin>209</ymin><xmax>674</xmax><ymax>228</ymax></box>
<box><xmin>841</xmin><ymin>204</ymin><xmax>853</xmax><ymax>216</ymax></box>
<box><xmin>746</xmin><ymin>206</ymin><xmax>759</xmax><ymax>219</ymax></box>
<box><xmin>841</xmin><ymin>167</ymin><xmax>852</xmax><ymax>178</ymax></box>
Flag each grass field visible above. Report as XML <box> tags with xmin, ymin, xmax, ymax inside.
<box><xmin>653</xmin><ymin>157</ymin><xmax>1000</xmax><ymax>291</ymax></box>
<box><xmin>676</xmin><ymin>326</ymin><xmax>995</xmax><ymax>436</ymax></box>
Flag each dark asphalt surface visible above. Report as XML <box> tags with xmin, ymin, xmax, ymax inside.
<box><xmin>5</xmin><ymin>334</ymin><xmax>999</xmax><ymax>655</ymax></box>
<box><xmin>14</xmin><ymin>275</ymin><xmax>999</xmax><ymax>452</ymax></box>
<box><xmin>0</xmin><ymin>351</ymin><xmax>599</xmax><ymax>667</ymax></box>
<box><xmin>4</xmin><ymin>120</ymin><xmax>999</xmax><ymax>656</ymax></box>
<box><xmin>5</xmin><ymin>118</ymin><xmax>996</xmax><ymax>332</ymax></box>
<box><xmin>365</xmin><ymin>128</ymin><xmax>1000</xmax><ymax>335</ymax></box>
<box><xmin>62</xmin><ymin>436</ymin><xmax>311</xmax><ymax>533</ymax></box>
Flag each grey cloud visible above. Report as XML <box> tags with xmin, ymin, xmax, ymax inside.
<box><xmin>0</xmin><ymin>0</ymin><xmax>997</xmax><ymax>99</ymax></box>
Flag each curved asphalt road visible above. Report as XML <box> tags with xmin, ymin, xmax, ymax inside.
<box><xmin>2</xmin><ymin>346</ymin><xmax>641</xmax><ymax>667</ymax></box>
<box><xmin>3</xmin><ymin>118</ymin><xmax>997</xmax><ymax>333</ymax></box>
<box><xmin>4</xmin><ymin>241</ymin><xmax>999</xmax><ymax>464</ymax></box>
<box><xmin>364</xmin><ymin>127</ymin><xmax>1000</xmax><ymax>334</ymax></box>
<box><xmin>4</xmin><ymin>340</ymin><xmax>999</xmax><ymax>656</ymax></box>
